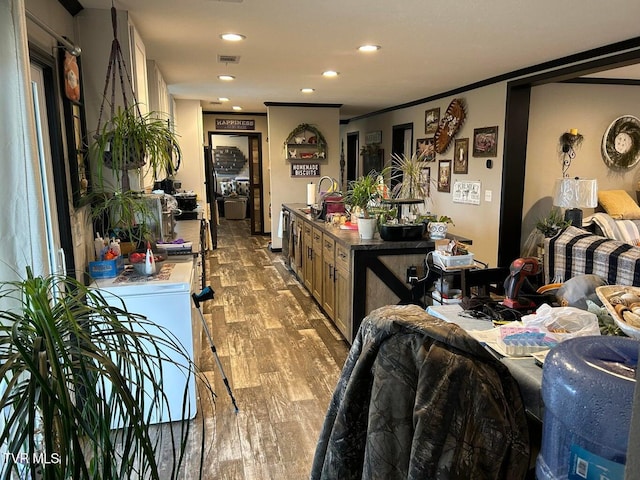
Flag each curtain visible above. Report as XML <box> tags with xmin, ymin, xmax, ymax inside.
<box><xmin>0</xmin><ymin>0</ymin><xmax>48</xmax><ymax>287</ymax></box>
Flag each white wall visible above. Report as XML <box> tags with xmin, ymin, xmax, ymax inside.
<box><xmin>342</xmin><ymin>83</ymin><xmax>508</xmax><ymax>267</ymax></box>
<box><xmin>174</xmin><ymin>99</ymin><xmax>205</xmax><ymax>202</ymax></box>
<box><xmin>267</xmin><ymin>105</ymin><xmax>341</xmax><ymax>249</ymax></box>
<box><xmin>522</xmin><ymin>83</ymin><xmax>640</xmax><ymax>248</ymax></box>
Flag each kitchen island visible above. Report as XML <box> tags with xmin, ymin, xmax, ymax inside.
<box><xmin>282</xmin><ymin>203</ymin><xmax>472</xmax><ymax>343</ymax></box>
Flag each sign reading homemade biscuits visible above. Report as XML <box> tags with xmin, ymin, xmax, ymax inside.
<box><xmin>291</xmin><ymin>162</ymin><xmax>320</xmax><ymax>177</ymax></box>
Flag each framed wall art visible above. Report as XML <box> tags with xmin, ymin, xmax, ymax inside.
<box><xmin>416</xmin><ymin>137</ymin><xmax>435</xmax><ymax>162</ymax></box>
<box><xmin>425</xmin><ymin>108</ymin><xmax>440</xmax><ymax>135</ymax></box>
<box><xmin>420</xmin><ymin>167</ymin><xmax>431</xmax><ymax>197</ymax></box>
<box><xmin>437</xmin><ymin>160</ymin><xmax>451</xmax><ymax>193</ymax></box>
<box><xmin>453</xmin><ymin>137</ymin><xmax>469</xmax><ymax>174</ymax></box>
<box><xmin>473</xmin><ymin>126</ymin><xmax>499</xmax><ymax>157</ymax></box>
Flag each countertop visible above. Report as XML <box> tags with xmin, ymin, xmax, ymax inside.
<box><xmin>283</xmin><ymin>203</ymin><xmax>471</xmax><ymax>250</ymax></box>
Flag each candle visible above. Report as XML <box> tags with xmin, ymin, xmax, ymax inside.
<box><xmin>569</xmin><ymin>128</ymin><xmax>578</xmax><ymax>136</ymax></box>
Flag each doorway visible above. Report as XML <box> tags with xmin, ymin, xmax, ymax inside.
<box><xmin>391</xmin><ymin>123</ymin><xmax>414</xmax><ymax>192</ymax></box>
<box><xmin>29</xmin><ymin>49</ymin><xmax>75</xmax><ymax>277</ymax></box>
<box><xmin>208</xmin><ymin>132</ymin><xmax>265</xmax><ymax>235</ymax></box>
<box><xmin>346</xmin><ymin>132</ymin><xmax>358</xmax><ymax>187</ymax></box>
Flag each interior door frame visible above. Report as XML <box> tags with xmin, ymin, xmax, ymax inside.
<box><xmin>207</xmin><ymin>132</ymin><xmax>265</xmax><ymax>234</ymax></box>
<box><xmin>29</xmin><ymin>44</ymin><xmax>76</xmax><ymax>276</ymax></box>
<box><xmin>499</xmin><ymin>46</ymin><xmax>640</xmax><ymax>267</ymax></box>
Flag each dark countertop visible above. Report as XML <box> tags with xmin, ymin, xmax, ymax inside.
<box><xmin>283</xmin><ymin>203</ymin><xmax>471</xmax><ymax>250</ymax></box>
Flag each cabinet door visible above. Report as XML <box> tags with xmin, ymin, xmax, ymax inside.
<box><xmin>322</xmin><ymin>236</ymin><xmax>335</xmax><ymax>320</ymax></box>
<box><xmin>334</xmin><ymin>265</ymin><xmax>351</xmax><ymax>341</ymax></box>
<box><xmin>303</xmin><ymin>221</ymin><xmax>313</xmax><ymax>290</ymax></box>
<box><xmin>312</xmin><ymin>227</ymin><xmax>323</xmax><ymax>302</ymax></box>
<box><xmin>334</xmin><ymin>242</ymin><xmax>352</xmax><ymax>341</ymax></box>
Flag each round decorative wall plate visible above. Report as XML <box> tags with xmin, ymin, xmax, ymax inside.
<box><xmin>434</xmin><ymin>98</ymin><xmax>466</xmax><ymax>154</ymax></box>
<box><xmin>601</xmin><ymin>115</ymin><xmax>640</xmax><ymax>170</ymax></box>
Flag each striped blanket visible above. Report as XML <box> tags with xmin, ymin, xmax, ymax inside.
<box><xmin>585</xmin><ymin>213</ymin><xmax>640</xmax><ymax>246</ymax></box>
<box><xmin>544</xmin><ymin>225</ymin><xmax>640</xmax><ymax>285</ymax></box>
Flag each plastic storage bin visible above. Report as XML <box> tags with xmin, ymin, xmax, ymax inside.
<box><xmin>432</xmin><ymin>251</ymin><xmax>474</xmax><ymax>269</ymax></box>
<box><xmin>536</xmin><ymin>336</ymin><xmax>637</xmax><ymax>480</ymax></box>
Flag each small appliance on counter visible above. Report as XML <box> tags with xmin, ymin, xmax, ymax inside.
<box><xmin>173</xmin><ymin>192</ymin><xmax>200</xmax><ymax>220</ymax></box>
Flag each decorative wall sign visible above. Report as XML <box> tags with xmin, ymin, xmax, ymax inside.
<box><xmin>291</xmin><ymin>162</ymin><xmax>320</xmax><ymax>177</ymax></box>
<box><xmin>425</xmin><ymin>108</ymin><xmax>440</xmax><ymax>134</ymax></box>
<box><xmin>437</xmin><ymin>160</ymin><xmax>451</xmax><ymax>193</ymax></box>
<box><xmin>434</xmin><ymin>99</ymin><xmax>466</xmax><ymax>154</ymax></box>
<box><xmin>453</xmin><ymin>138</ymin><xmax>469</xmax><ymax>174</ymax></box>
<box><xmin>63</xmin><ymin>51</ymin><xmax>81</xmax><ymax>103</ymax></box>
<box><xmin>473</xmin><ymin>126</ymin><xmax>499</xmax><ymax>157</ymax></box>
<box><xmin>215</xmin><ymin>118</ymin><xmax>256</xmax><ymax>130</ymax></box>
<box><xmin>601</xmin><ymin>115</ymin><xmax>640</xmax><ymax>170</ymax></box>
<box><xmin>365</xmin><ymin>131</ymin><xmax>382</xmax><ymax>144</ymax></box>
<box><xmin>453</xmin><ymin>180</ymin><xmax>481</xmax><ymax>205</ymax></box>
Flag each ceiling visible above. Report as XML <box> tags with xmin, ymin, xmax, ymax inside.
<box><xmin>77</xmin><ymin>0</ymin><xmax>640</xmax><ymax>120</ymax></box>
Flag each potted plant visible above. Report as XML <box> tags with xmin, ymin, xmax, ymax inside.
<box><xmin>390</xmin><ymin>151</ymin><xmax>429</xmax><ymax>200</ymax></box>
<box><xmin>0</xmin><ymin>267</ymin><xmax>212</xmax><ymax>479</ymax></box>
<box><xmin>422</xmin><ymin>214</ymin><xmax>454</xmax><ymax>239</ymax></box>
<box><xmin>345</xmin><ymin>170</ymin><xmax>387</xmax><ymax>239</ymax></box>
<box><xmin>88</xmin><ymin>105</ymin><xmax>181</xmax><ymax>247</ymax></box>
<box><xmin>91</xmin><ymin>104</ymin><xmax>181</xmax><ymax>191</ymax></box>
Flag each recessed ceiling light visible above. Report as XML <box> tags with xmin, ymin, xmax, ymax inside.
<box><xmin>220</xmin><ymin>33</ymin><xmax>245</xmax><ymax>41</ymax></box>
<box><xmin>322</xmin><ymin>70</ymin><xmax>339</xmax><ymax>77</ymax></box>
<box><xmin>232</xmin><ymin>106</ymin><xmax>242</xmax><ymax>111</ymax></box>
<box><xmin>300</xmin><ymin>88</ymin><xmax>315</xmax><ymax>93</ymax></box>
<box><xmin>218</xmin><ymin>75</ymin><xmax>235</xmax><ymax>81</ymax></box>
<box><xmin>358</xmin><ymin>44</ymin><xmax>381</xmax><ymax>52</ymax></box>
<box><xmin>218</xmin><ymin>97</ymin><xmax>230</xmax><ymax>102</ymax></box>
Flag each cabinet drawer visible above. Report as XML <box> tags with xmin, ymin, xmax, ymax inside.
<box><xmin>323</xmin><ymin>235</ymin><xmax>335</xmax><ymax>257</ymax></box>
<box><xmin>303</xmin><ymin>221</ymin><xmax>312</xmax><ymax>239</ymax></box>
<box><xmin>335</xmin><ymin>243</ymin><xmax>350</xmax><ymax>272</ymax></box>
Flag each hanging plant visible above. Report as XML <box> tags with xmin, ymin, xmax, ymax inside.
<box><xmin>284</xmin><ymin>123</ymin><xmax>327</xmax><ymax>154</ymax></box>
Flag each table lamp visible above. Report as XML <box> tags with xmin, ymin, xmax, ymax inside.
<box><xmin>553</xmin><ymin>177</ymin><xmax>598</xmax><ymax>227</ymax></box>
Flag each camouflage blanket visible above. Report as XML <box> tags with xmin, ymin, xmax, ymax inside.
<box><xmin>311</xmin><ymin>304</ymin><xmax>530</xmax><ymax>480</ymax></box>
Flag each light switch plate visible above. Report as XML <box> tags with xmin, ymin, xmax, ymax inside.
<box><xmin>485</xmin><ymin>190</ymin><xmax>492</xmax><ymax>202</ymax></box>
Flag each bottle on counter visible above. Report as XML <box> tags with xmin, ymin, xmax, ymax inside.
<box><xmin>94</xmin><ymin>233</ymin><xmax>105</xmax><ymax>260</ymax></box>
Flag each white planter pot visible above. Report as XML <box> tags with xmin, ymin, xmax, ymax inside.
<box><xmin>428</xmin><ymin>222</ymin><xmax>448</xmax><ymax>239</ymax></box>
<box><xmin>358</xmin><ymin>217</ymin><xmax>377</xmax><ymax>240</ymax></box>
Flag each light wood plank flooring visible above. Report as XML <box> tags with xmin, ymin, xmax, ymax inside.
<box><xmin>176</xmin><ymin>218</ymin><xmax>349</xmax><ymax>479</ymax></box>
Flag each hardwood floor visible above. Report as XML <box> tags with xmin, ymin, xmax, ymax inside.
<box><xmin>178</xmin><ymin>218</ymin><xmax>349</xmax><ymax>479</ymax></box>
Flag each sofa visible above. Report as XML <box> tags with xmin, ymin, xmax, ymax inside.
<box><xmin>545</xmin><ymin>225</ymin><xmax>640</xmax><ymax>286</ymax></box>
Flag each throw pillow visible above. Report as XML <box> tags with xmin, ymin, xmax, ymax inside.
<box><xmin>220</xmin><ymin>181</ymin><xmax>234</xmax><ymax>196</ymax></box>
<box><xmin>598</xmin><ymin>190</ymin><xmax>640</xmax><ymax>219</ymax></box>
<box><xmin>236</xmin><ymin>180</ymin><xmax>250</xmax><ymax>196</ymax></box>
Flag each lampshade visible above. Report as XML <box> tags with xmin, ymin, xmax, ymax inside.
<box><xmin>553</xmin><ymin>178</ymin><xmax>598</xmax><ymax>209</ymax></box>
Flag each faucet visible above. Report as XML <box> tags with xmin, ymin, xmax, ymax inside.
<box><xmin>317</xmin><ymin>176</ymin><xmax>338</xmax><ymax>198</ymax></box>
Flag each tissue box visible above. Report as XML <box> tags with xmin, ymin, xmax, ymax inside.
<box><xmin>89</xmin><ymin>256</ymin><xmax>124</xmax><ymax>279</ymax></box>
<box><xmin>432</xmin><ymin>251</ymin><xmax>474</xmax><ymax>269</ymax></box>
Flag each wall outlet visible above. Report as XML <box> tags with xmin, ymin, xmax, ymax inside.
<box><xmin>485</xmin><ymin>190</ymin><xmax>492</xmax><ymax>202</ymax></box>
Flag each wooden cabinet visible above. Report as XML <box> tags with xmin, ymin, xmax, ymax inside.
<box><xmin>322</xmin><ymin>236</ymin><xmax>336</xmax><ymax>320</ymax></box>
<box><xmin>302</xmin><ymin>220</ymin><xmax>313</xmax><ymax>291</ymax></box>
<box><xmin>312</xmin><ymin>226</ymin><xmax>323</xmax><ymax>302</ymax></box>
<box><xmin>333</xmin><ymin>242</ymin><xmax>352</xmax><ymax>340</ymax></box>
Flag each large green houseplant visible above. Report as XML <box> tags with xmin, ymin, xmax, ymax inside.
<box><xmin>88</xmin><ymin>105</ymin><xmax>181</xmax><ymax>246</ymax></box>
<box><xmin>0</xmin><ymin>268</ymin><xmax>212</xmax><ymax>479</ymax></box>
<box><xmin>345</xmin><ymin>169</ymin><xmax>389</xmax><ymax>240</ymax></box>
